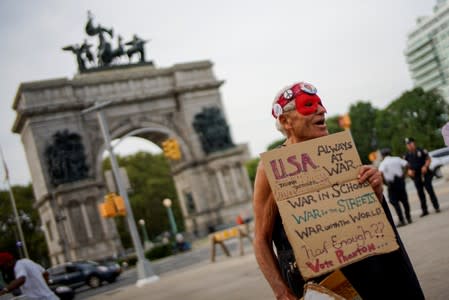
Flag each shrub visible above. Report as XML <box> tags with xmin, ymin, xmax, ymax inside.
<box><xmin>145</xmin><ymin>244</ymin><xmax>173</xmax><ymax>260</ymax></box>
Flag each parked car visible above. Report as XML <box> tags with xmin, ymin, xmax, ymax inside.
<box><xmin>94</xmin><ymin>258</ymin><xmax>122</xmax><ymax>277</ymax></box>
<box><xmin>47</xmin><ymin>260</ymin><xmax>120</xmax><ymax>290</ymax></box>
<box><xmin>429</xmin><ymin>147</ymin><xmax>449</xmax><ymax>178</ymax></box>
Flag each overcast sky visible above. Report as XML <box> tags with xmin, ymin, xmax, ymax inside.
<box><xmin>0</xmin><ymin>0</ymin><xmax>435</xmax><ymax>186</ymax></box>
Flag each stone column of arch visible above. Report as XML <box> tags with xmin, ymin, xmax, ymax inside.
<box><xmin>80</xmin><ymin>202</ymin><xmax>94</xmax><ymax>240</ymax></box>
<box><xmin>215</xmin><ymin>169</ymin><xmax>232</xmax><ymax>205</ymax></box>
<box><xmin>229</xmin><ymin>163</ymin><xmax>245</xmax><ymax>202</ymax></box>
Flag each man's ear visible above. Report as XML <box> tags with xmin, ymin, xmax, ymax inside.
<box><xmin>278</xmin><ymin>114</ymin><xmax>287</xmax><ymax>125</ymax></box>
<box><xmin>278</xmin><ymin>114</ymin><xmax>292</xmax><ymax>130</ymax></box>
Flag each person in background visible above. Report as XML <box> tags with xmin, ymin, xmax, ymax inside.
<box><xmin>404</xmin><ymin>137</ymin><xmax>440</xmax><ymax>217</ymax></box>
<box><xmin>0</xmin><ymin>252</ymin><xmax>59</xmax><ymax>300</ymax></box>
<box><xmin>175</xmin><ymin>233</ymin><xmax>191</xmax><ymax>252</ymax></box>
<box><xmin>252</xmin><ymin>81</ymin><xmax>424</xmax><ymax>299</ymax></box>
<box><xmin>378</xmin><ymin>148</ymin><xmax>412</xmax><ymax>227</ymax></box>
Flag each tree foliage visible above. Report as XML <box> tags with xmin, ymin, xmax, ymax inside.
<box><xmin>245</xmin><ymin>158</ymin><xmax>259</xmax><ymax>186</ymax></box>
<box><xmin>267</xmin><ymin>139</ymin><xmax>286</xmax><ymax>150</ymax></box>
<box><xmin>326</xmin><ymin>115</ymin><xmax>343</xmax><ymax>135</ymax></box>
<box><xmin>0</xmin><ymin>185</ymin><xmax>49</xmax><ymax>266</ymax></box>
<box><xmin>348</xmin><ymin>102</ymin><xmax>379</xmax><ymax>164</ymax></box>
<box><xmin>375</xmin><ymin>87</ymin><xmax>449</xmax><ymax>155</ymax></box>
<box><xmin>103</xmin><ymin>152</ymin><xmax>183</xmax><ymax>249</ymax></box>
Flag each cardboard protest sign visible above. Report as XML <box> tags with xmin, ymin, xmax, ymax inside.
<box><xmin>317</xmin><ymin>269</ymin><xmax>361</xmax><ymax>300</ymax></box>
<box><xmin>301</xmin><ymin>270</ymin><xmax>361</xmax><ymax>300</ymax></box>
<box><xmin>260</xmin><ymin>130</ymin><xmax>398</xmax><ymax>279</ymax></box>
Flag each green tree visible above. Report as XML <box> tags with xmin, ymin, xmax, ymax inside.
<box><xmin>103</xmin><ymin>152</ymin><xmax>183</xmax><ymax>248</ymax></box>
<box><xmin>245</xmin><ymin>158</ymin><xmax>259</xmax><ymax>186</ymax></box>
<box><xmin>375</xmin><ymin>87</ymin><xmax>449</xmax><ymax>155</ymax></box>
<box><xmin>0</xmin><ymin>185</ymin><xmax>49</xmax><ymax>266</ymax></box>
<box><xmin>326</xmin><ymin>115</ymin><xmax>343</xmax><ymax>134</ymax></box>
<box><xmin>348</xmin><ymin>102</ymin><xmax>378</xmax><ymax>164</ymax></box>
<box><xmin>267</xmin><ymin>139</ymin><xmax>286</xmax><ymax>150</ymax></box>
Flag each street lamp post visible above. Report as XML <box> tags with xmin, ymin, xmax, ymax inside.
<box><xmin>162</xmin><ymin>198</ymin><xmax>178</xmax><ymax>237</ymax></box>
<box><xmin>82</xmin><ymin>101</ymin><xmax>159</xmax><ymax>287</ymax></box>
<box><xmin>138</xmin><ymin>219</ymin><xmax>152</xmax><ymax>250</ymax></box>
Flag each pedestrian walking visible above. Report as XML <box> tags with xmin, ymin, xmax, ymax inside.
<box><xmin>252</xmin><ymin>81</ymin><xmax>424</xmax><ymax>299</ymax></box>
<box><xmin>379</xmin><ymin>148</ymin><xmax>412</xmax><ymax>227</ymax></box>
<box><xmin>0</xmin><ymin>252</ymin><xmax>59</xmax><ymax>300</ymax></box>
<box><xmin>404</xmin><ymin>137</ymin><xmax>440</xmax><ymax>217</ymax></box>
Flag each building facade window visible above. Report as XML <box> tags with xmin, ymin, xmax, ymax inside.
<box><xmin>405</xmin><ymin>0</ymin><xmax>449</xmax><ymax>101</ymax></box>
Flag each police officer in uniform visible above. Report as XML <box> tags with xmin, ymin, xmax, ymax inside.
<box><xmin>404</xmin><ymin>137</ymin><xmax>440</xmax><ymax>217</ymax></box>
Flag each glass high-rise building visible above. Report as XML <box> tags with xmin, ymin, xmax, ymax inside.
<box><xmin>405</xmin><ymin>0</ymin><xmax>449</xmax><ymax>101</ymax></box>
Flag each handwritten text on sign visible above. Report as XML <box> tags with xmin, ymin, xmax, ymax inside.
<box><xmin>260</xmin><ymin>131</ymin><xmax>398</xmax><ymax>279</ymax></box>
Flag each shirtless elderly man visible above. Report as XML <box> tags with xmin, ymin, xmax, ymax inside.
<box><xmin>252</xmin><ymin>81</ymin><xmax>424</xmax><ymax>300</ymax></box>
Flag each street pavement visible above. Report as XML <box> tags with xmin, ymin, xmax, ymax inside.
<box><xmin>88</xmin><ymin>178</ymin><xmax>449</xmax><ymax>300</ymax></box>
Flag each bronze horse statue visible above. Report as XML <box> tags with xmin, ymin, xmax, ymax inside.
<box><xmin>62</xmin><ymin>40</ymin><xmax>94</xmax><ymax>71</ymax></box>
<box><xmin>125</xmin><ymin>35</ymin><xmax>149</xmax><ymax>63</ymax></box>
<box><xmin>97</xmin><ymin>32</ymin><xmax>125</xmax><ymax>66</ymax></box>
<box><xmin>64</xmin><ymin>10</ymin><xmax>149</xmax><ymax>69</ymax></box>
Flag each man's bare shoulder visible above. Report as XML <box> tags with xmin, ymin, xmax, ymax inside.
<box><xmin>255</xmin><ymin>160</ymin><xmax>269</xmax><ymax>180</ymax></box>
<box><xmin>256</xmin><ymin>159</ymin><xmax>265</xmax><ymax>171</ymax></box>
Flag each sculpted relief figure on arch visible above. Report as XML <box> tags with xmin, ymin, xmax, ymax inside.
<box><xmin>45</xmin><ymin>130</ymin><xmax>89</xmax><ymax>186</ymax></box>
<box><xmin>192</xmin><ymin>107</ymin><xmax>235</xmax><ymax>155</ymax></box>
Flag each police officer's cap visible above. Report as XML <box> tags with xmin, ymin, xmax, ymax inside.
<box><xmin>404</xmin><ymin>137</ymin><xmax>415</xmax><ymax>144</ymax></box>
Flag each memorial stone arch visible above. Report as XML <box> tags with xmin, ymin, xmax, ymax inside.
<box><xmin>12</xmin><ymin>60</ymin><xmax>254</xmax><ymax>264</ymax></box>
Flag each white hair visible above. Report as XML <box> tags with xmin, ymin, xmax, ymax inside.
<box><xmin>272</xmin><ymin>83</ymin><xmax>297</xmax><ymax>137</ymax></box>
